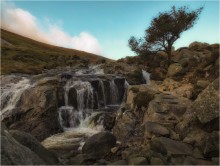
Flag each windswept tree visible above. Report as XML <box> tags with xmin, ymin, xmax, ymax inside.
<box><xmin>129</xmin><ymin>6</ymin><xmax>203</xmax><ymax>65</ymax></box>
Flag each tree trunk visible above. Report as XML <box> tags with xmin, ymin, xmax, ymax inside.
<box><xmin>167</xmin><ymin>44</ymin><xmax>172</xmax><ymax>66</ymax></box>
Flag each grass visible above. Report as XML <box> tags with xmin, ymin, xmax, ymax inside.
<box><xmin>1</xmin><ymin>29</ymin><xmax>112</xmax><ymax>74</ymax></box>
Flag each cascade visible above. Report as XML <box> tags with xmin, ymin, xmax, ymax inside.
<box><xmin>58</xmin><ymin>80</ymin><xmax>94</xmax><ymax>129</ymax></box>
<box><xmin>1</xmin><ymin>77</ymin><xmax>31</xmax><ymax>118</ymax></box>
<box><xmin>110</xmin><ymin>80</ymin><xmax>119</xmax><ymax>104</ymax></box>
<box><xmin>58</xmin><ymin>77</ymin><xmax>126</xmax><ymax>130</ymax></box>
<box><xmin>142</xmin><ymin>70</ymin><xmax>151</xmax><ymax>85</ymax></box>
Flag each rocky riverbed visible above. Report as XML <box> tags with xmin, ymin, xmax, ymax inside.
<box><xmin>1</xmin><ymin>42</ymin><xmax>219</xmax><ymax>165</ymax></box>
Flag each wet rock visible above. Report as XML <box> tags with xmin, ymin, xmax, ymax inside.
<box><xmin>9</xmin><ymin>130</ymin><xmax>58</xmax><ymax>165</ymax></box>
<box><xmin>82</xmin><ymin>132</ymin><xmax>116</xmax><ymax>157</ymax></box>
<box><xmin>144</xmin><ymin>121</ymin><xmax>170</xmax><ymax>138</ymax></box>
<box><xmin>103</xmin><ymin>114</ymin><xmax>116</xmax><ymax>131</ymax></box>
<box><xmin>1</xmin><ymin>129</ymin><xmax>45</xmax><ymax>165</ymax></box>
<box><xmin>128</xmin><ymin>156</ymin><xmax>148</xmax><ymax>165</ymax></box>
<box><xmin>151</xmin><ymin>137</ymin><xmax>193</xmax><ymax>155</ymax></box>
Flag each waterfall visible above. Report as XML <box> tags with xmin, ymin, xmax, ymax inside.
<box><xmin>99</xmin><ymin>80</ymin><xmax>106</xmax><ymax>107</ymax></box>
<box><xmin>122</xmin><ymin>80</ymin><xmax>129</xmax><ymax>102</ymax></box>
<box><xmin>1</xmin><ymin>77</ymin><xmax>31</xmax><ymax>117</ymax></box>
<box><xmin>58</xmin><ymin>77</ymin><xmax>127</xmax><ymax>130</ymax></box>
<box><xmin>110</xmin><ymin>80</ymin><xmax>119</xmax><ymax>104</ymax></box>
<box><xmin>59</xmin><ymin>80</ymin><xmax>94</xmax><ymax>129</ymax></box>
<box><xmin>142</xmin><ymin>70</ymin><xmax>150</xmax><ymax>85</ymax></box>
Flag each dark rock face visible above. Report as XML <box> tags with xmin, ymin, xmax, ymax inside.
<box><xmin>9</xmin><ymin>130</ymin><xmax>58</xmax><ymax>165</ymax></box>
<box><xmin>1</xmin><ymin>128</ymin><xmax>45</xmax><ymax>165</ymax></box>
<box><xmin>82</xmin><ymin>132</ymin><xmax>116</xmax><ymax>157</ymax></box>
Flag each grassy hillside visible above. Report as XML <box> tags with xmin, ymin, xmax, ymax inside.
<box><xmin>1</xmin><ymin>29</ymin><xmax>111</xmax><ymax>74</ymax></box>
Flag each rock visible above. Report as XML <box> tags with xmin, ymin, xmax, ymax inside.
<box><xmin>126</xmin><ymin>85</ymin><xmax>157</xmax><ymax>110</ymax></box>
<box><xmin>182</xmin><ymin>156</ymin><xmax>213</xmax><ymax>165</ymax></box>
<box><xmin>167</xmin><ymin>63</ymin><xmax>184</xmax><ymax>77</ymax></box>
<box><xmin>113</xmin><ymin>110</ymin><xmax>136</xmax><ymax>141</ymax></box>
<box><xmin>3</xmin><ymin>83</ymin><xmax>62</xmax><ymax>141</ymax></box>
<box><xmin>196</xmin><ymin>80</ymin><xmax>210</xmax><ymax>88</ymax></box>
<box><xmin>110</xmin><ymin>159</ymin><xmax>127</xmax><ymax>165</ymax></box>
<box><xmin>111</xmin><ymin>147</ymin><xmax>119</xmax><ymax>154</ymax></box>
<box><xmin>9</xmin><ymin>130</ymin><xmax>58</xmax><ymax>165</ymax></box>
<box><xmin>150</xmin><ymin>157</ymin><xmax>165</xmax><ymax>165</ymax></box>
<box><xmin>144</xmin><ymin>121</ymin><xmax>170</xmax><ymax>138</ymax></box>
<box><xmin>189</xmin><ymin>41</ymin><xmax>209</xmax><ymax>50</ymax></box>
<box><xmin>82</xmin><ymin>132</ymin><xmax>116</xmax><ymax>157</ymax></box>
<box><xmin>192</xmin><ymin>78</ymin><xmax>219</xmax><ymax>124</ymax></box>
<box><xmin>1</xmin><ymin>129</ymin><xmax>45</xmax><ymax>165</ymax></box>
<box><xmin>193</xmin><ymin>148</ymin><xmax>204</xmax><ymax>159</ymax></box>
<box><xmin>128</xmin><ymin>156</ymin><xmax>148</xmax><ymax>165</ymax></box>
<box><xmin>203</xmin><ymin>131</ymin><xmax>219</xmax><ymax>158</ymax></box>
<box><xmin>151</xmin><ymin>137</ymin><xmax>193</xmax><ymax>155</ymax></box>
<box><xmin>69</xmin><ymin>154</ymin><xmax>96</xmax><ymax>165</ymax></box>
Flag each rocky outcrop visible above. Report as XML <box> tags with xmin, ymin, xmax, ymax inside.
<box><xmin>1</xmin><ymin>125</ymin><xmax>47</xmax><ymax>165</ymax></box>
<box><xmin>3</xmin><ymin>78</ymin><xmax>62</xmax><ymax>141</ymax></box>
<box><xmin>9</xmin><ymin>130</ymin><xmax>58</xmax><ymax>165</ymax></box>
<box><xmin>82</xmin><ymin>132</ymin><xmax>116</xmax><ymax>157</ymax></box>
<box><xmin>111</xmin><ymin>78</ymin><xmax>219</xmax><ymax>165</ymax></box>
<box><xmin>167</xmin><ymin>63</ymin><xmax>184</xmax><ymax>77</ymax></box>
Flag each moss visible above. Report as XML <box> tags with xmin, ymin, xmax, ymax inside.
<box><xmin>134</xmin><ymin>91</ymin><xmax>154</xmax><ymax>108</ymax></box>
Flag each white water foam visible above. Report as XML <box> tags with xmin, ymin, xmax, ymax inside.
<box><xmin>1</xmin><ymin>77</ymin><xmax>31</xmax><ymax>117</ymax></box>
<box><xmin>142</xmin><ymin>70</ymin><xmax>151</xmax><ymax>85</ymax></box>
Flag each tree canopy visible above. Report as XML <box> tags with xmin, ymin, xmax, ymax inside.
<box><xmin>128</xmin><ymin>6</ymin><xmax>203</xmax><ymax>65</ymax></box>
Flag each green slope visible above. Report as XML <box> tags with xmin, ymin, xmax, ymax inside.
<box><xmin>1</xmin><ymin>29</ymin><xmax>111</xmax><ymax>74</ymax></box>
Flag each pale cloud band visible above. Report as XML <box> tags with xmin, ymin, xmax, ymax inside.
<box><xmin>1</xmin><ymin>1</ymin><xmax>102</xmax><ymax>55</ymax></box>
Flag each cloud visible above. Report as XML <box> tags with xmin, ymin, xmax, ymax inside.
<box><xmin>1</xmin><ymin>1</ymin><xmax>102</xmax><ymax>54</ymax></box>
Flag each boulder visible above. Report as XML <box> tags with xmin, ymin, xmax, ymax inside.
<box><xmin>128</xmin><ymin>156</ymin><xmax>148</xmax><ymax>165</ymax></box>
<box><xmin>1</xmin><ymin>129</ymin><xmax>45</xmax><ymax>165</ymax></box>
<box><xmin>151</xmin><ymin>137</ymin><xmax>193</xmax><ymax>155</ymax></box>
<box><xmin>9</xmin><ymin>130</ymin><xmax>58</xmax><ymax>165</ymax></box>
<box><xmin>196</xmin><ymin>80</ymin><xmax>210</xmax><ymax>88</ymax></box>
<box><xmin>3</xmin><ymin>83</ymin><xmax>62</xmax><ymax>141</ymax></box>
<box><xmin>167</xmin><ymin>63</ymin><xmax>184</xmax><ymax>77</ymax></box>
<box><xmin>192</xmin><ymin>78</ymin><xmax>219</xmax><ymax>124</ymax></box>
<box><xmin>82</xmin><ymin>132</ymin><xmax>116</xmax><ymax>157</ymax></box>
<box><xmin>189</xmin><ymin>42</ymin><xmax>209</xmax><ymax>50</ymax></box>
<box><xmin>144</xmin><ymin>121</ymin><xmax>170</xmax><ymax>138</ymax></box>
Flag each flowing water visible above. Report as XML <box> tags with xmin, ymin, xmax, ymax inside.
<box><xmin>142</xmin><ymin>70</ymin><xmax>151</xmax><ymax>85</ymax></box>
<box><xmin>1</xmin><ymin>76</ymin><xmax>31</xmax><ymax>118</ymax></box>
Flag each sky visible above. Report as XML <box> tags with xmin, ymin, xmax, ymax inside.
<box><xmin>1</xmin><ymin>0</ymin><xmax>219</xmax><ymax>60</ymax></box>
